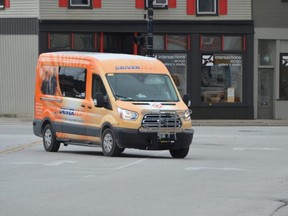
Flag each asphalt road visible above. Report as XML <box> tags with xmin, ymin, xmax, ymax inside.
<box><xmin>0</xmin><ymin>122</ymin><xmax>288</xmax><ymax>216</ymax></box>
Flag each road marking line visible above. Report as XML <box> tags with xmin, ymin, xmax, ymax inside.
<box><xmin>44</xmin><ymin>160</ymin><xmax>77</xmax><ymax>166</ymax></box>
<box><xmin>115</xmin><ymin>158</ymin><xmax>148</xmax><ymax>170</ymax></box>
<box><xmin>233</xmin><ymin>147</ymin><xmax>282</xmax><ymax>151</ymax></box>
<box><xmin>115</xmin><ymin>150</ymin><xmax>167</xmax><ymax>170</ymax></box>
<box><xmin>185</xmin><ymin>167</ymin><xmax>248</xmax><ymax>171</ymax></box>
<box><xmin>0</xmin><ymin>140</ymin><xmax>41</xmax><ymax>154</ymax></box>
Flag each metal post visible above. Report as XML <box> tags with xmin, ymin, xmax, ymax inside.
<box><xmin>146</xmin><ymin>0</ymin><xmax>154</xmax><ymax>57</ymax></box>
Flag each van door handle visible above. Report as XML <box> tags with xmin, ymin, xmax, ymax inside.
<box><xmin>81</xmin><ymin>104</ymin><xmax>86</xmax><ymax>108</ymax></box>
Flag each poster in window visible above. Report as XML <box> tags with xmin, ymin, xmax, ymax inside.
<box><xmin>201</xmin><ymin>54</ymin><xmax>242</xmax><ymax>103</ymax></box>
<box><xmin>156</xmin><ymin>53</ymin><xmax>187</xmax><ymax>96</ymax></box>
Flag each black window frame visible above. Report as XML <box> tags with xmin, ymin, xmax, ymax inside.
<box><xmin>68</xmin><ymin>0</ymin><xmax>93</xmax><ymax>9</ymax></box>
<box><xmin>196</xmin><ymin>0</ymin><xmax>218</xmax><ymax>16</ymax></box>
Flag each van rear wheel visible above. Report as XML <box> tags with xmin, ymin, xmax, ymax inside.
<box><xmin>169</xmin><ymin>148</ymin><xmax>189</xmax><ymax>158</ymax></box>
<box><xmin>43</xmin><ymin>124</ymin><xmax>60</xmax><ymax>152</ymax></box>
<box><xmin>102</xmin><ymin>128</ymin><xmax>122</xmax><ymax>157</ymax></box>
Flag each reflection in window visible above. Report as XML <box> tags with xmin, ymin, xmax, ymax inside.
<box><xmin>40</xmin><ymin>66</ymin><xmax>59</xmax><ymax>96</ymax></box>
<box><xmin>59</xmin><ymin>67</ymin><xmax>86</xmax><ymax>99</ymax></box>
<box><xmin>92</xmin><ymin>75</ymin><xmax>107</xmax><ymax>99</ymax></box>
<box><xmin>74</xmin><ymin>33</ymin><xmax>94</xmax><ymax>50</ymax></box>
<box><xmin>258</xmin><ymin>40</ymin><xmax>275</xmax><ymax>66</ymax></box>
<box><xmin>50</xmin><ymin>33</ymin><xmax>71</xmax><ymax>49</ymax></box>
<box><xmin>223</xmin><ymin>36</ymin><xmax>242</xmax><ymax>51</ymax></box>
<box><xmin>167</xmin><ymin>35</ymin><xmax>187</xmax><ymax>51</ymax></box>
<box><xmin>201</xmin><ymin>35</ymin><xmax>221</xmax><ymax>51</ymax></box>
<box><xmin>69</xmin><ymin>0</ymin><xmax>91</xmax><ymax>7</ymax></box>
<box><xmin>157</xmin><ymin>53</ymin><xmax>187</xmax><ymax>96</ymax></box>
<box><xmin>106</xmin><ymin>74</ymin><xmax>178</xmax><ymax>102</ymax></box>
<box><xmin>153</xmin><ymin>35</ymin><xmax>165</xmax><ymax>50</ymax></box>
<box><xmin>104</xmin><ymin>33</ymin><xmax>134</xmax><ymax>54</ymax></box>
<box><xmin>0</xmin><ymin>0</ymin><xmax>4</xmax><ymax>8</ymax></box>
<box><xmin>201</xmin><ymin>54</ymin><xmax>243</xmax><ymax>103</ymax></box>
<box><xmin>197</xmin><ymin>0</ymin><xmax>217</xmax><ymax>15</ymax></box>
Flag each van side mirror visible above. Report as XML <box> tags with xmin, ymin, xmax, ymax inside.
<box><xmin>94</xmin><ymin>92</ymin><xmax>105</xmax><ymax>107</ymax></box>
<box><xmin>182</xmin><ymin>94</ymin><xmax>191</xmax><ymax>107</ymax></box>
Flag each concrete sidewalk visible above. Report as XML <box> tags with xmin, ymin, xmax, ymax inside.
<box><xmin>1</xmin><ymin>116</ymin><xmax>288</xmax><ymax>126</ymax></box>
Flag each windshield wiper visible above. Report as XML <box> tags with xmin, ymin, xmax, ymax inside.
<box><xmin>115</xmin><ymin>94</ymin><xmax>134</xmax><ymax>101</ymax></box>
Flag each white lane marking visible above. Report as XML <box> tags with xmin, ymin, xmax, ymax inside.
<box><xmin>44</xmin><ymin>160</ymin><xmax>77</xmax><ymax>166</ymax></box>
<box><xmin>185</xmin><ymin>167</ymin><xmax>248</xmax><ymax>171</ymax></box>
<box><xmin>115</xmin><ymin>150</ymin><xmax>167</xmax><ymax>170</ymax></box>
<box><xmin>10</xmin><ymin>160</ymin><xmax>78</xmax><ymax>166</ymax></box>
<box><xmin>233</xmin><ymin>147</ymin><xmax>282</xmax><ymax>151</ymax></box>
<box><xmin>115</xmin><ymin>158</ymin><xmax>148</xmax><ymax>170</ymax></box>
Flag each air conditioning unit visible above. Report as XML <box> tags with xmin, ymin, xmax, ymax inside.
<box><xmin>146</xmin><ymin>0</ymin><xmax>168</xmax><ymax>9</ymax></box>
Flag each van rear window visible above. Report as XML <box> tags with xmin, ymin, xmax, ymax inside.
<box><xmin>59</xmin><ymin>67</ymin><xmax>87</xmax><ymax>99</ymax></box>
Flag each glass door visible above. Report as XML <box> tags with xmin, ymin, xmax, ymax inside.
<box><xmin>257</xmin><ymin>69</ymin><xmax>273</xmax><ymax>119</ymax></box>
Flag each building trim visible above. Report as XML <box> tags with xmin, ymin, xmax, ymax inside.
<box><xmin>39</xmin><ymin>20</ymin><xmax>254</xmax><ymax>34</ymax></box>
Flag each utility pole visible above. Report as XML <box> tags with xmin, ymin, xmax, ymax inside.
<box><xmin>146</xmin><ymin>0</ymin><xmax>154</xmax><ymax>57</ymax></box>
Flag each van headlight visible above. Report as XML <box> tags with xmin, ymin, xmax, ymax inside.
<box><xmin>183</xmin><ymin>110</ymin><xmax>192</xmax><ymax>121</ymax></box>
<box><xmin>117</xmin><ymin>108</ymin><xmax>138</xmax><ymax>120</ymax></box>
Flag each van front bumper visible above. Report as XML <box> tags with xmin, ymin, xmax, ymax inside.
<box><xmin>114</xmin><ymin>128</ymin><xmax>194</xmax><ymax>150</ymax></box>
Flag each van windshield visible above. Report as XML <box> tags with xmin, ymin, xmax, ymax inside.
<box><xmin>106</xmin><ymin>73</ymin><xmax>179</xmax><ymax>102</ymax></box>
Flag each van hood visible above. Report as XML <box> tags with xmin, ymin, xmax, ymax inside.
<box><xmin>115</xmin><ymin>101</ymin><xmax>188</xmax><ymax>115</ymax></box>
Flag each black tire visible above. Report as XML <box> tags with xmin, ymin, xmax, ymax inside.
<box><xmin>42</xmin><ymin>124</ymin><xmax>60</xmax><ymax>152</ymax></box>
<box><xmin>169</xmin><ymin>148</ymin><xmax>189</xmax><ymax>158</ymax></box>
<box><xmin>101</xmin><ymin>128</ymin><xmax>122</xmax><ymax>157</ymax></box>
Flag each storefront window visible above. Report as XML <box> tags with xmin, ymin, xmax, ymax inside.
<box><xmin>258</xmin><ymin>40</ymin><xmax>275</xmax><ymax>66</ymax></box>
<box><xmin>74</xmin><ymin>33</ymin><xmax>94</xmax><ymax>50</ymax></box>
<box><xmin>280</xmin><ymin>53</ymin><xmax>288</xmax><ymax>99</ymax></box>
<box><xmin>104</xmin><ymin>33</ymin><xmax>134</xmax><ymax>54</ymax></box>
<box><xmin>153</xmin><ymin>35</ymin><xmax>165</xmax><ymax>50</ymax></box>
<box><xmin>167</xmin><ymin>35</ymin><xmax>187</xmax><ymax>51</ymax></box>
<box><xmin>201</xmin><ymin>35</ymin><xmax>221</xmax><ymax>51</ymax></box>
<box><xmin>223</xmin><ymin>36</ymin><xmax>242</xmax><ymax>51</ymax></box>
<box><xmin>201</xmin><ymin>54</ymin><xmax>243</xmax><ymax>103</ymax></box>
<box><xmin>50</xmin><ymin>33</ymin><xmax>71</xmax><ymax>49</ymax></box>
<box><xmin>156</xmin><ymin>53</ymin><xmax>187</xmax><ymax>96</ymax></box>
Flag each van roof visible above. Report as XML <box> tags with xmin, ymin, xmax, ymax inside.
<box><xmin>41</xmin><ymin>51</ymin><xmax>157</xmax><ymax>61</ymax></box>
<box><xmin>39</xmin><ymin>51</ymin><xmax>167</xmax><ymax>73</ymax></box>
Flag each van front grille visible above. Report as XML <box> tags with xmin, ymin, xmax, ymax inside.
<box><xmin>141</xmin><ymin>113</ymin><xmax>182</xmax><ymax>129</ymax></box>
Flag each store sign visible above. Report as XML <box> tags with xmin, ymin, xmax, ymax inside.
<box><xmin>282</xmin><ymin>55</ymin><xmax>288</xmax><ymax>67</ymax></box>
<box><xmin>156</xmin><ymin>53</ymin><xmax>187</xmax><ymax>96</ymax></box>
<box><xmin>202</xmin><ymin>54</ymin><xmax>242</xmax><ymax>66</ymax></box>
<box><xmin>156</xmin><ymin>54</ymin><xmax>187</xmax><ymax>67</ymax></box>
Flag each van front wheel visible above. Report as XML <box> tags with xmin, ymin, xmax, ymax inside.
<box><xmin>43</xmin><ymin>124</ymin><xmax>60</xmax><ymax>152</ymax></box>
<box><xmin>169</xmin><ymin>148</ymin><xmax>189</xmax><ymax>158</ymax></box>
<box><xmin>102</xmin><ymin>128</ymin><xmax>122</xmax><ymax>157</ymax></box>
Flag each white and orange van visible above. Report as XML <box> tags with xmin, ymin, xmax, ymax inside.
<box><xmin>33</xmin><ymin>52</ymin><xmax>194</xmax><ymax>158</ymax></box>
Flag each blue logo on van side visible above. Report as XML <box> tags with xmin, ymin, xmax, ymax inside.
<box><xmin>60</xmin><ymin>108</ymin><xmax>79</xmax><ymax>116</ymax></box>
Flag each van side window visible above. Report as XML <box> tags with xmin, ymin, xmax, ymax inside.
<box><xmin>59</xmin><ymin>67</ymin><xmax>86</xmax><ymax>99</ymax></box>
<box><xmin>92</xmin><ymin>75</ymin><xmax>107</xmax><ymax>99</ymax></box>
<box><xmin>40</xmin><ymin>66</ymin><xmax>58</xmax><ymax>96</ymax></box>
